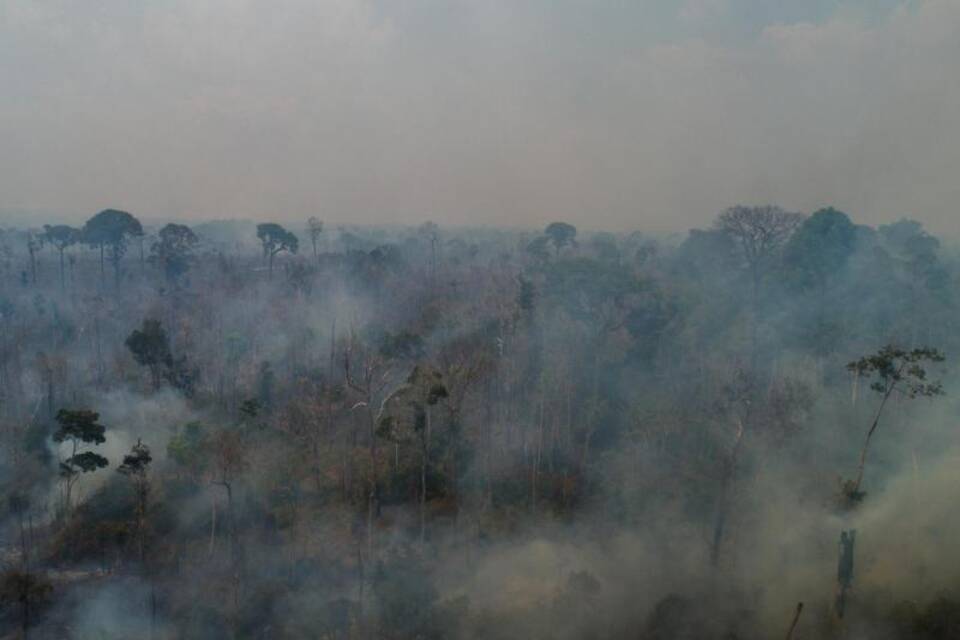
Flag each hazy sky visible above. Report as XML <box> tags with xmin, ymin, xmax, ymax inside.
<box><xmin>1</xmin><ymin>0</ymin><xmax>958</xmax><ymax>232</ymax></box>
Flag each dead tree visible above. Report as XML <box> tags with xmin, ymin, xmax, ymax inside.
<box><xmin>836</xmin><ymin>530</ymin><xmax>856</xmax><ymax>618</ymax></box>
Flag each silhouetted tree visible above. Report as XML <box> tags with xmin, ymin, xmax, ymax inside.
<box><xmin>25</xmin><ymin>230</ymin><xmax>44</xmax><ymax>285</ymax></box>
<box><xmin>256</xmin><ymin>223</ymin><xmax>298</xmax><ymax>279</ymax></box>
<box><xmin>544</xmin><ymin>221</ymin><xmax>577</xmax><ymax>256</ymax></box>
<box><xmin>82</xmin><ymin>209</ymin><xmax>143</xmax><ymax>286</ymax></box>
<box><xmin>43</xmin><ymin>224</ymin><xmax>80</xmax><ymax>289</ymax></box>
<box><xmin>843</xmin><ymin>345</ymin><xmax>945</xmax><ymax>503</ymax></box>
<box><xmin>53</xmin><ymin>409</ymin><xmax>109</xmax><ymax>516</ymax></box>
<box><xmin>782</xmin><ymin>207</ymin><xmax>857</xmax><ymax>294</ymax></box>
<box><xmin>151</xmin><ymin>223</ymin><xmax>199</xmax><ymax>287</ymax></box>
<box><xmin>125</xmin><ymin>319</ymin><xmax>174</xmax><ymax>389</ymax></box>
<box><xmin>118</xmin><ymin>439</ymin><xmax>153</xmax><ymax>564</ymax></box>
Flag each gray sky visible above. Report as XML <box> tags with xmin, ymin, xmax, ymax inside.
<box><xmin>1</xmin><ymin>0</ymin><xmax>958</xmax><ymax>232</ymax></box>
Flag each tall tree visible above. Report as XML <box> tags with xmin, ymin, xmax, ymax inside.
<box><xmin>82</xmin><ymin>209</ymin><xmax>143</xmax><ymax>286</ymax></box>
<box><xmin>25</xmin><ymin>231</ymin><xmax>44</xmax><ymax>286</ymax></box>
<box><xmin>52</xmin><ymin>408</ymin><xmax>109</xmax><ymax>516</ymax></box>
<box><xmin>843</xmin><ymin>345</ymin><xmax>945</xmax><ymax>503</ymax></box>
<box><xmin>150</xmin><ymin>223</ymin><xmax>199</xmax><ymax>287</ymax></box>
<box><xmin>782</xmin><ymin>208</ymin><xmax>857</xmax><ymax>294</ymax></box>
<box><xmin>125</xmin><ymin>319</ymin><xmax>174</xmax><ymax>390</ymax></box>
<box><xmin>118</xmin><ymin>439</ymin><xmax>153</xmax><ymax>564</ymax></box>
<box><xmin>43</xmin><ymin>224</ymin><xmax>80</xmax><ymax>290</ymax></box>
<box><xmin>544</xmin><ymin>221</ymin><xmax>577</xmax><ymax>256</ymax></box>
<box><xmin>256</xmin><ymin>223</ymin><xmax>299</xmax><ymax>279</ymax></box>
<box><xmin>378</xmin><ymin>364</ymin><xmax>448</xmax><ymax>546</ymax></box>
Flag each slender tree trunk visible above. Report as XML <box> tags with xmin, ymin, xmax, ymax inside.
<box><xmin>751</xmin><ymin>268</ymin><xmax>760</xmax><ymax>370</ymax></box>
<box><xmin>420</xmin><ymin>405</ymin><xmax>431</xmax><ymax>547</ymax></box>
<box><xmin>532</xmin><ymin>394</ymin><xmax>543</xmax><ymax>514</ymax></box>
<box><xmin>711</xmin><ymin>419</ymin><xmax>744</xmax><ymax>566</ymax></box>
<box><xmin>59</xmin><ymin>249</ymin><xmax>66</xmax><ymax>290</ymax></box>
<box><xmin>851</xmin><ymin>382</ymin><xmax>897</xmax><ymax>495</ymax></box>
<box><xmin>209</xmin><ymin>497</ymin><xmax>218</xmax><ymax>558</ymax></box>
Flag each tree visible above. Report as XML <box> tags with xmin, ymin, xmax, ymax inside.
<box><xmin>782</xmin><ymin>208</ymin><xmax>857</xmax><ymax>294</ymax></box>
<box><xmin>378</xmin><ymin>364</ymin><xmax>448</xmax><ymax>546</ymax></box>
<box><xmin>25</xmin><ymin>230</ymin><xmax>44</xmax><ymax>285</ymax></box>
<box><xmin>525</xmin><ymin>235</ymin><xmax>551</xmax><ymax>263</ymax></box>
<box><xmin>544</xmin><ymin>221</ymin><xmax>577</xmax><ymax>256</ymax></box>
<box><xmin>306</xmin><ymin>217</ymin><xmax>324</xmax><ymax>263</ymax></box>
<box><xmin>82</xmin><ymin>209</ymin><xmax>143</xmax><ymax>286</ymax></box>
<box><xmin>43</xmin><ymin>224</ymin><xmax>80</xmax><ymax>289</ymax></box>
<box><xmin>714</xmin><ymin>205</ymin><xmax>803</xmax><ymax>364</ymax></box>
<box><xmin>256</xmin><ymin>223</ymin><xmax>299</xmax><ymax>279</ymax></box>
<box><xmin>118</xmin><ymin>439</ymin><xmax>153</xmax><ymax>564</ymax></box>
<box><xmin>419</xmin><ymin>221</ymin><xmax>440</xmax><ymax>286</ymax></box>
<box><xmin>125</xmin><ymin>319</ymin><xmax>174</xmax><ymax>390</ymax></box>
<box><xmin>150</xmin><ymin>223</ymin><xmax>199</xmax><ymax>287</ymax></box>
<box><xmin>52</xmin><ymin>408</ymin><xmax>109</xmax><ymax>516</ymax></box>
<box><xmin>843</xmin><ymin>345</ymin><xmax>945</xmax><ymax>503</ymax></box>
<box><xmin>343</xmin><ymin>327</ymin><xmax>423</xmax><ymax>557</ymax></box>
<box><xmin>880</xmin><ymin>218</ymin><xmax>948</xmax><ymax>291</ymax></box>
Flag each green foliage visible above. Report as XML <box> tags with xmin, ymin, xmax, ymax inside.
<box><xmin>65</xmin><ymin>451</ymin><xmax>110</xmax><ymax>474</ymax></box>
<box><xmin>847</xmin><ymin>345</ymin><xmax>945</xmax><ymax>398</ymax></box>
<box><xmin>53</xmin><ymin>409</ymin><xmax>106</xmax><ymax>447</ymax></box>
<box><xmin>256</xmin><ymin>222</ymin><xmax>299</xmax><ymax>257</ymax></box>
<box><xmin>82</xmin><ymin>209</ymin><xmax>143</xmax><ymax>281</ymax></box>
<box><xmin>83</xmin><ymin>209</ymin><xmax>142</xmax><ymax>248</ymax></box>
<box><xmin>42</xmin><ymin>224</ymin><xmax>80</xmax><ymax>251</ymax></box>
<box><xmin>782</xmin><ymin>207</ymin><xmax>857</xmax><ymax>291</ymax></box>
<box><xmin>151</xmin><ymin>222</ymin><xmax>199</xmax><ymax>284</ymax></box>
<box><xmin>117</xmin><ymin>439</ymin><xmax>152</xmax><ymax>477</ymax></box>
<box><xmin>544</xmin><ymin>221</ymin><xmax>577</xmax><ymax>255</ymax></box>
<box><xmin>53</xmin><ymin>409</ymin><xmax>109</xmax><ymax>482</ymax></box>
<box><xmin>125</xmin><ymin>318</ymin><xmax>173</xmax><ymax>369</ymax></box>
<box><xmin>125</xmin><ymin>318</ymin><xmax>175</xmax><ymax>388</ymax></box>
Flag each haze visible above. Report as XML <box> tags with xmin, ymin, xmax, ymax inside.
<box><xmin>1</xmin><ymin>0</ymin><xmax>958</xmax><ymax>231</ymax></box>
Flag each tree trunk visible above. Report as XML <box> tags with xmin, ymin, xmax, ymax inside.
<box><xmin>420</xmin><ymin>405</ymin><xmax>431</xmax><ymax>547</ymax></box>
<box><xmin>209</xmin><ymin>497</ymin><xmax>218</xmax><ymax>558</ymax></box>
<box><xmin>711</xmin><ymin>419</ymin><xmax>744</xmax><ymax>567</ymax></box>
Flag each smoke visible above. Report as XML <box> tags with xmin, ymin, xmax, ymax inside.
<box><xmin>2</xmin><ymin>1</ymin><xmax>959</xmax><ymax>232</ymax></box>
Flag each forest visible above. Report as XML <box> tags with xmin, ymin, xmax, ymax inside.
<box><xmin>0</xmin><ymin>206</ymin><xmax>958</xmax><ymax>639</ymax></box>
